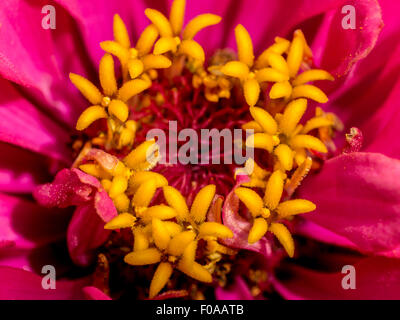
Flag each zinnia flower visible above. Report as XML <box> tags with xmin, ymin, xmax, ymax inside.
<box><xmin>0</xmin><ymin>0</ymin><xmax>399</xmax><ymax>300</ymax></box>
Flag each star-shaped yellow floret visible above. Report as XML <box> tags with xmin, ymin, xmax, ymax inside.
<box><xmin>244</xmin><ymin>99</ymin><xmax>330</xmax><ymax>171</ymax></box>
<box><xmin>100</xmin><ymin>14</ymin><xmax>172</xmax><ymax>82</ymax></box>
<box><xmin>144</xmin><ymin>0</ymin><xmax>221</xmax><ymax>69</ymax></box>
<box><xmin>235</xmin><ymin>170</ymin><xmax>316</xmax><ymax>256</ymax></box>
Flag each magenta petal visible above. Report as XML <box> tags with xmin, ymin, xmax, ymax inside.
<box><xmin>273</xmin><ymin>256</ymin><xmax>400</xmax><ymax>299</ymax></box>
<box><xmin>34</xmin><ymin>168</ymin><xmax>101</xmax><ymax>209</ymax></box>
<box><xmin>221</xmin><ymin>178</ymin><xmax>273</xmax><ymax>257</ymax></box>
<box><xmin>0</xmin><ymin>266</ymin><xmax>88</xmax><ymax>300</ymax></box>
<box><xmin>83</xmin><ymin>286</ymin><xmax>112</xmax><ymax>300</ymax></box>
<box><xmin>67</xmin><ymin>203</ymin><xmax>111</xmax><ymax>267</ymax></box>
<box><xmin>215</xmin><ymin>276</ymin><xmax>254</xmax><ymax>300</ymax></box>
<box><xmin>299</xmin><ymin>152</ymin><xmax>400</xmax><ymax>255</ymax></box>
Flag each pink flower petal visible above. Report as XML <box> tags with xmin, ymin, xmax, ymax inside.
<box><xmin>273</xmin><ymin>256</ymin><xmax>400</xmax><ymax>299</ymax></box>
<box><xmin>299</xmin><ymin>152</ymin><xmax>400</xmax><ymax>255</ymax></box>
<box><xmin>215</xmin><ymin>276</ymin><xmax>254</xmax><ymax>300</ymax></box>
<box><xmin>83</xmin><ymin>286</ymin><xmax>112</xmax><ymax>300</ymax></box>
<box><xmin>0</xmin><ymin>266</ymin><xmax>88</xmax><ymax>300</ymax></box>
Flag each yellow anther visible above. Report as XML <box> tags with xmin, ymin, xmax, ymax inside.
<box><xmin>99</xmin><ymin>53</ymin><xmax>118</xmax><ymax>97</ymax></box>
<box><xmin>290</xmin><ymin>134</ymin><xmax>328</xmax><ymax>153</ymax></box>
<box><xmin>112</xmin><ymin>160</ymin><xmax>129</xmax><ymax>177</ymax></box>
<box><xmin>178</xmin><ymin>40</ymin><xmax>205</xmax><ymax>63</ymax></box>
<box><xmin>272</xmin><ymin>135</ymin><xmax>281</xmax><ymax>146</ymax></box>
<box><xmin>132</xmin><ymin>179</ymin><xmax>157</xmax><ymax>208</ymax></box>
<box><xmin>104</xmin><ymin>212</ymin><xmax>136</xmax><ymax>230</ymax></box>
<box><xmin>142</xmin><ymin>54</ymin><xmax>172</xmax><ymax>71</ymax></box>
<box><xmin>76</xmin><ymin>105</ymin><xmax>107</xmax><ymax>131</ymax></box>
<box><xmin>113</xmin><ymin>193</ymin><xmax>130</xmax><ymax>212</ymax></box>
<box><xmin>292</xmin><ymin>69</ymin><xmax>334</xmax><ymax>86</ymax></box>
<box><xmin>269</xmin><ymin>223</ymin><xmax>294</xmax><ymax>257</ymax></box>
<box><xmin>69</xmin><ymin>73</ymin><xmax>103</xmax><ymax>105</ymax></box>
<box><xmin>149</xmin><ymin>262</ymin><xmax>173</xmax><ymax>298</ymax></box>
<box><xmin>143</xmin><ymin>205</ymin><xmax>178</xmax><ymax>221</ymax></box>
<box><xmin>242</xmin><ymin>121</ymin><xmax>263</xmax><ymax>133</ymax></box>
<box><xmin>274</xmin><ymin>144</ymin><xmax>294</xmax><ymax>171</ymax></box>
<box><xmin>108</xmin><ymin>99</ymin><xmax>129</xmax><ymax>123</ymax></box>
<box><xmin>113</xmin><ymin>14</ymin><xmax>131</xmax><ymax>48</ymax></box>
<box><xmin>170</xmin><ymin>0</ymin><xmax>186</xmax><ymax>35</ymax></box>
<box><xmin>79</xmin><ymin>164</ymin><xmax>111</xmax><ymax>179</ymax></box>
<box><xmin>256</xmin><ymin>68</ymin><xmax>289</xmax><ymax>83</ymax></box>
<box><xmin>127</xmin><ymin>59</ymin><xmax>144</xmax><ymax>79</ymax></box>
<box><xmin>152</xmin><ymin>218</ymin><xmax>171</xmax><ymax>250</ymax></box>
<box><xmin>101</xmin><ymin>96</ymin><xmax>111</xmax><ymax>107</ymax></box>
<box><xmin>119</xmin><ymin>128</ymin><xmax>136</xmax><ymax>148</ymax></box>
<box><xmin>128</xmin><ymin>48</ymin><xmax>139</xmax><ymax>59</ymax></box>
<box><xmin>287</xmin><ymin>34</ymin><xmax>304</xmax><ymax>78</ymax></box>
<box><xmin>269</xmin><ymin>81</ymin><xmax>292</xmax><ymax>100</ymax></box>
<box><xmin>167</xmin><ymin>231</ymin><xmax>196</xmax><ymax>257</ymax></box>
<box><xmin>302</xmin><ymin>116</ymin><xmax>334</xmax><ymax>134</ymax></box>
<box><xmin>133</xmin><ymin>228</ymin><xmax>150</xmax><ymax>251</ymax></box>
<box><xmin>163</xmin><ymin>186</ymin><xmax>189</xmax><ymax>221</ymax></box>
<box><xmin>124</xmin><ymin>248</ymin><xmax>161</xmax><ymax>265</ymax></box>
<box><xmin>234</xmin><ymin>187</ymin><xmax>263</xmax><ymax>217</ymax></box>
<box><xmin>124</xmin><ymin>139</ymin><xmax>157</xmax><ymax>169</ymax></box>
<box><xmin>246</xmin><ymin>158</ymin><xmax>268</xmax><ymax>179</ymax></box>
<box><xmin>294</xmin><ymin>29</ymin><xmax>312</xmax><ymax>58</ymax></box>
<box><xmin>260</xmin><ymin>208</ymin><xmax>271</xmax><ymax>219</ymax></box>
<box><xmin>279</xmin><ymin>98</ymin><xmax>307</xmax><ymax>136</ymax></box>
<box><xmin>246</xmin><ymin>133</ymin><xmax>274</xmax><ymax>153</ymax></box>
<box><xmin>243</xmin><ymin>78</ymin><xmax>260</xmax><ymax>107</ymax></box>
<box><xmin>220</xmin><ymin>61</ymin><xmax>249</xmax><ymax>80</ymax></box>
<box><xmin>163</xmin><ymin>221</ymin><xmax>183</xmax><ymax>237</ymax></box>
<box><xmin>235</xmin><ymin>24</ymin><xmax>254</xmax><ymax>67</ymax></box>
<box><xmin>249</xmin><ymin>106</ymin><xmax>278</xmax><ymax>135</ymax></box>
<box><xmin>145</xmin><ymin>9</ymin><xmax>173</xmax><ymax>37</ymax></box>
<box><xmin>277</xmin><ymin>199</ymin><xmax>316</xmax><ymax>218</ymax></box>
<box><xmin>136</xmin><ymin>24</ymin><xmax>159</xmax><ymax>56</ymax></box>
<box><xmin>154</xmin><ymin>37</ymin><xmax>179</xmax><ymax>54</ymax></box>
<box><xmin>292</xmin><ymin>84</ymin><xmax>328</xmax><ymax>103</ymax></box>
<box><xmin>148</xmin><ymin>69</ymin><xmax>158</xmax><ymax>80</ymax></box>
<box><xmin>182</xmin><ymin>13</ymin><xmax>221</xmax><ymax>40</ymax></box>
<box><xmin>294</xmin><ymin>148</ymin><xmax>307</xmax><ymax>166</ymax></box>
<box><xmin>264</xmin><ymin>170</ymin><xmax>285</xmax><ymax>210</ymax></box>
<box><xmin>108</xmin><ymin>175</ymin><xmax>128</xmax><ymax>198</ymax></box>
<box><xmin>190</xmin><ymin>185</ymin><xmax>216</xmax><ymax>223</ymax></box>
<box><xmin>100</xmin><ymin>41</ymin><xmax>129</xmax><ymax>64</ymax></box>
<box><xmin>248</xmin><ymin>217</ymin><xmax>268</xmax><ymax>244</ymax></box>
<box><xmin>118</xmin><ymin>79</ymin><xmax>151</xmax><ymax>102</ymax></box>
<box><xmin>178</xmin><ymin>241</ymin><xmax>212</xmax><ymax>283</ymax></box>
<box><xmin>267</xmin><ymin>52</ymin><xmax>289</xmax><ymax>75</ymax></box>
<box><xmin>101</xmin><ymin>179</ymin><xmax>112</xmax><ymax>191</ymax></box>
<box><xmin>255</xmin><ymin>40</ymin><xmax>290</xmax><ymax>69</ymax></box>
<box><xmin>198</xmin><ymin>222</ymin><xmax>233</xmax><ymax>239</ymax></box>
<box><xmin>129</xmin><ymin>172</ymin><xmax>167</xmax><ymax>194</ymax></box>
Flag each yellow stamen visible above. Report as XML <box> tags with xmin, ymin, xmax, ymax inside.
<box><xmin>124</xmin><ymin>139</ymin><xmax>157</xmax><ymax>169</ymax></box>
<box><xmin>108</xmin><ymin>99</ymin><xmax>129</xmax><ymax>122</ymax></box>
<box><xmin>76</xmin><ymin>105</ymin><xmax>107</xmax><ymax>131</ymax></box>
<box><xmin>220</xmin><ymin>61</ymin><xmax>249</xmax><ymax>80</ymax></box>
<box><xmin>149</xmin><ymin>262</ymin><xmax>173</xmax><ymax>298</ymax></box>
<box><xmin>182</xmin><ymin>14</ymin><xmax>221</xmax><ymax>40</ymax></box>
<box><xmin>113</xmin><ymin>193</ymin><xmax>130</xmax><ymax>212</ymax></box>
<box><xmin>154</xmin><ymin>37</ymin><xmax>180</xmax><ymax>54</ymax></box>
<box><xmin>69</xmin><ymin>73</ymin><xmax>103</xmax><ymax>105</ymax></box>
<box><xmin>287</xmin><ymin>34</ymin><xmax>304</xmax><ymax>78</ymax></box>
<box><xmin>249</xmin><ymin>106</ymin><xmax>278</xmax><ymax>135</ymax></box>
<box><xmin>279</xmin><ymin>98</ymin><xmax>307</xmax><ymax>136</ymax></box>
<box><xmin>256</xmin><ymin>68</ymin><xmax>289</xmax><ymax>83</ymax></box>
<box><xmin>100</xmin><ymin>41</ymin><xmax>129</xmax><ymax>65</ymax></box>
<box><xmin>178</xmin><ymin>40</ymin><xmax>205</xmax><ymax>62</ymax></box>
<box><xmin>108</xmin><ymin>175</ymin><xmax>128</xmax><ymax>198</ymax></box>
<box><xmin>242</xmin><ymin>120</ymin><xmax>263</xmax><ymax>133</ymax></box>
<box><xmin>235</xmin><ymin>24</ymin><xmax>254</xmax><ymax>67</ymax></box>
<box><xmin>152</xmin><ymin>218</ymin><xmax>171</xmax><ymax>250</ymax></box>
<box><xmin>178</xmin><ymin>241</ymin><xmax>212</xmax><ymax>283</ymax></box>
<box><xmin>267</xmin><ymin>52</ymin><xmax>289</xmax><ymax>75</ymax></box>
<box><xmin>79</xmin><ymin>164</ymin><xmax>111</xmax><ymax>179</ymax></box>
<box><xmin>113</xmin><ymin>14</ymin><xmax>131</xmax><ymax>48</ymax></box>
<box><xmin>118</xmin><ymin>79</ymin><xmax>151</xmax><ymax>102</ymax></box>
<box><xmin>170</xmin><ymin>0</ymin><xmax>186</xmax><ymax>35</ymax></box>
<box><xmin>131</xmin><ymin>179</ymin><xmax>157</xmax><ymax>208</ymax></box>
<box><xmin>248</xmin><ymin>217</ymin><xmax>268</xmax><ymax>244</ymax></box>
<box><xmin>127</xmin><ymin>59</ymin><xmax>144</xmax><ymax>79</ymax></box>
<box><xmin>246</xmin><ymin>133</ymin><xmax>274</xmax><ymax>153</ymax></box>
<box><xmin>133</xmin><ymin>228</ymin><xmax>150</xmax><ymax>251</ymax></box>
<box><xmin>269</xmin><ymin>81</ymin><xmax>292</xmax><ymax>100</ymax></box>
<box><xmin>274</xmin><ymin>144</ymin><xmax>294</xmax><ymax>171</ymax></box>
<box><xmin>124</xmin><ymin>248</ymin><xmax>161</xmax><ymax>265</ymax></box>
<box><xmin>167</xmin><ymin>231</ymin><xmax>196</xmax><ymax>257</ymax></box>
<box><xmin>269</xmin><ymin>223</ymin><xmax>294</xmax><ymax>257</ymax></box>
<box><xmin>136</xmin><ymin>24</ymin><xmax>159</xmax><ymax>55</ymax></box>
<box><xmin>163</xmin><ymin>221</ymin><xmax>183</xmax><ymax>237</ymax></box>
<box><xmin>163</xmin><ymin>186</ymin><xmax>189</xmax><ymax>221</ymax></box>
<box><xmin>243</xmin><ymin>78</ymin><xmax>260</xmax><ymax>107</ymax></box>
<box><xmin>142</xmin><ymin>54</ymin><xmax>172</xmax><ymax>71</ymax></box>
<box><xmin>277</xmin><ymin>199</ymin><xmax>316</xmax><ymax>218</ymax></box>
<box><xmin>104</xmin><ymin>212</ymin><xmax>136</xmax><ymax>230</ymax></box>
<box><xmin>143</xmin><ymin>205</ymin><xmax>178</xmax><ymax>221</ymax></box>
<box><xmin>290</xmin><ymin>134</ymin><xmax>328</xmax><ymax>153</ymax></box>
<box><xmin>291</xmin><ymin>84</ymin><xmax>328</xmax><ymax>103</ymax></box>
<box><xmin>264</xmin><ymin>170</ymin><xmax>285</xmax><ymax>210</ymax></box>
<box><xmin>145</xmin><ymin>9</ymin><xmax>173</xmax><ymax>37</ymax></box>
<box><xmin>292</xmin><ymin>69</ymin><xmax>334</xmax><ymax>86</ymax></box>
<box><xmin>301</xmin><ymin>116</ymin><xmax>334</xmax><ymax>134</ymax></box>
<box><xmin>198</xmin><ymin>222</ymin><xmax>233</xmax><ymax>239</ymax></box>
<box><xmin>99</xmin><ymin>53</ymin><xmax>118</xmax><ymax>97</ymax></box>
<box><xmin>190</xmin><ymin>185</ymin><xmax>216</xmax><ymax>223</ymax></box>
<box><xmin>129</xmin><ymin>172</ymin><xmax>167</xmax><ymax>194</ymax></box>
<box><xmin>234</xmin><ymin>187</ymin><xmax>263</xmax><ymax>217</ymax></box>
